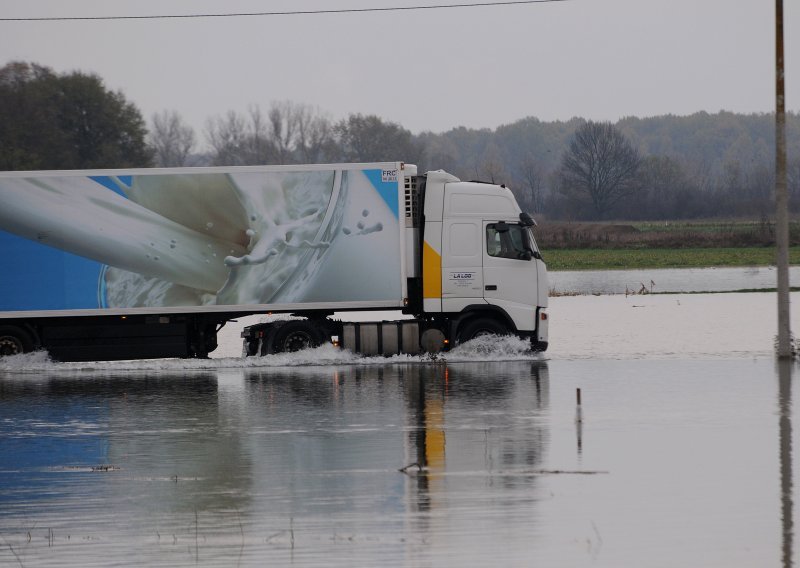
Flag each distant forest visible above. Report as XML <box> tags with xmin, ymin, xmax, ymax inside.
<box><xmin>418</xmin><ymin>112</ymin><xmax>800</xmax><ymax>221</ymax></box>
<box><xmin>2</xmin><ymin>61</ymin><xmax>799</xmax><ymax>222</ymax></box>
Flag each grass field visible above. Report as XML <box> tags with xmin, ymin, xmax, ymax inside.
<box><xmin>631</xmin><ymin>220</ymin><xmax>800</xmax><ymax>234</ymax></box>
<box><xmin>544</xmin><ymin>246</ymin><xmax>800</xmax><ymax>271</ymax></box>
<box><xmin>536</xmin><ymin>219</ymin><xmax>800</xmax><ymax>252</ymax></box>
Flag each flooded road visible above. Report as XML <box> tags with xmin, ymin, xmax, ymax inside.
<box><xmin>1</xmin><ymin>292</ymin><xmax>799</xmax><ymax>566</ymax></box>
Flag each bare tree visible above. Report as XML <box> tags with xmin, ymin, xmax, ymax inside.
<box><xmin>204</xmin><ymin>107</ymin><xmax>275</xmax><ymax>166</ymax></box>
<box><xmin>243</xmin><ymin>105</ymin><xmax>275</xmax><ymax>164</ymax></box>
<box><xmin>205</xmin><ymin>110</ymin><xmax>248</xmax><ymax>166</ymax></box>
<box><xmin>268</xmin><ymin>101</ymin><xmax>298</xmax><ymax>163</ymax></box>
<box><xmin>419</xmin><ymin>133</ymin><xmax>460</xmax><ymax>175</ymax></box>
<box><xmin>635</xmin><ymin>155</ymin><xmax>700</xmax><ymax>219</ymax></box>
<box><xmin>148</xmin><ymin>110</ymin><xmax>195</xmax><ymax>167</ymax></box>
<box><xmin>479</xmin><ymin>142</ymin><xmax>507</xmax><ymax>184</ymax></box>
<box><xmin>517</xmin><ymin>154</ymin><xmax>546</xmax><ymax>213</ymax></box>
<box><xmin>206</xmin><ymin>102</ymin><xmax>338</xmax><ymax>166</ymax></box>
<box><xmin>294</xmin><ymin>105</ymin><xmax>335</xmax><ymax>163</ymax></box>
<box><xmin>264</xmin><ymin>101</ymin><xmax>338</xmax><ymax>163</ymax></box>
<box><xmin>558</xmin><ymin>121</ymin><xmax>641</xmax><ymax>218</ymax></box>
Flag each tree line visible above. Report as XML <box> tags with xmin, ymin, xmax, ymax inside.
<box><xmin>2</xmin><ymin>61</ymin><xmax>799</xmax><ymax>222</ymax></box>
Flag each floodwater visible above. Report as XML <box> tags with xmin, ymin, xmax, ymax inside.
<box><xmin>1</xmin><ymin>290</ymin><xmax>800</xmax><ymax>567</ymax></box>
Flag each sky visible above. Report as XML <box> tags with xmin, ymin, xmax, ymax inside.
<box><xmin>1</xmin><ymin>0</ymin><xmax>798</xmax><ymax>137</ymax></box>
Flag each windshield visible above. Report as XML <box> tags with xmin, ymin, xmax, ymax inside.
<box><xmin>525</xmin><ymin>227</ymin><xmax>540</xmax><ymax>254</ymax></box>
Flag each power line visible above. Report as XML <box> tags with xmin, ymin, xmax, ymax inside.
<box><xmin>0</xmin><ymin>0</ymin><xmax>572</xmax><ymax>22</ymax></box>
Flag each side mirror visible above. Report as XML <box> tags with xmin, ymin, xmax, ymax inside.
<box><xmin>495</xmin><ymin>221</ymin><xmax>510</xmax><ymax>233</ymax></box>
<box><xmin>519</xmin><ymin>212</ymin><xmax>536</xmax><ymax>227</ymax></box>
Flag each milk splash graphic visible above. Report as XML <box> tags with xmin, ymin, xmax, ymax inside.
<box><xmin>0</xmin><ymin>167</ymin><xmax>400</xmax><ymax>311</ymax></box>
<box><xmin>104</xmin><ymin>169</ymin><xmax>344</xmax><ymax>307</ymax></box>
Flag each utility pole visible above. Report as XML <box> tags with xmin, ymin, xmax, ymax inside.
<box><xmin>775</xmin><ymin>0</ymin><xmax>792</xmax><ymax>358</ymax></box>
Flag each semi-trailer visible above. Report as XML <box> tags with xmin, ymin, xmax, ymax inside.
<box><xmin>0</xmin><ymin>162</ymin><xmax>548</xmax><ymax>361</ymax></box>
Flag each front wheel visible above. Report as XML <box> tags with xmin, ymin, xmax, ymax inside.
<box><xmin>457</xmin><ymin>317</ymin><xmax>509</xmax><ymax>344</ymax></box>
<box><xmin>0</xmin><ymin>325</ymin><xmax>35</xmax><ymax>356</ymax></box>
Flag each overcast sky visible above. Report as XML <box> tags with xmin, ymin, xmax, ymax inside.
<box><xmin>1</xmin><ymin>0</ymin><xmax>797</xmax><ymax>136</ymax></box>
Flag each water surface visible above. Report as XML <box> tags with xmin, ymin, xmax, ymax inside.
<box><xmin>1</xmin><ymin>292</ymin><xmax>799</xmax><ymax>567</ymax></box>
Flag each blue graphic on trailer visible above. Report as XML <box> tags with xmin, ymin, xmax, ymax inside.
<box><xmin>0</xmin><ymin>230</ymin><xmax>103</xmax><ymax>311</ymax></box>
<box><xmin>89</xmin><ymin>175</ymin><xmax>133</xmax><ymax>197</ymax></box>
<box><xmin>0</xmin><ymin>175</ymin><xmax>133</xmax><ymax>311</ymax></box>
<box><xmin>363</xmin><ymin>169</ymin><xmax>400</xmax><ymax>218</ymax></box>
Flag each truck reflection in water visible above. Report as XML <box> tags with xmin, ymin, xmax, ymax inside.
<box><xmin>243</xmin><ymin>361</ymin><xmax>550</xmax><ymax>540</ymax></box>
<box><xmin>1</xmin><ymin>361</ymin><xmax>550</xmax><ymax>566</ymax></box>
<box><xmin>0</xmin><ymin>373</ymin><xmax>261</xmax><ymax>517</ymax></box>
<box><xmin>401</xmin><ymin>363</ymin><xmax>550</xmax><ymax>519</ymax></box>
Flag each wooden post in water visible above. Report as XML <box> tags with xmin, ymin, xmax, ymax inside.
<box><xmin>778</xmin><ymin>359</ymin><xmax>794</xmax><ymax>566</ymax></box>
<box><xmin>775</xmin><ymin>0</ymin><xmax>792</xmax><ymax>358</ymax></box>
<box><xmin>575</xmin><ymin>388</ymin><xmax>583</xmax><ymax>455</ymax></box>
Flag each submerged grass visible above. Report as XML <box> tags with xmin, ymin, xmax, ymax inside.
<box><xmin>544</xmin><ymin>247</ymin><xmax>800</xmax><ymax>271</ymax></box>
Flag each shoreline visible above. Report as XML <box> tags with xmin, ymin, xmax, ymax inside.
<box><xmin>543</xmin><ymin>246</ymin><xmax>800</xmax><ymax>271</ymax></box>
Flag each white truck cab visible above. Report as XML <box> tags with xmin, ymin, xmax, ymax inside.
<box><xmin>410</xmin><ymin>169</ymin><xmax>549</xmax><ymax>351</ymax></box>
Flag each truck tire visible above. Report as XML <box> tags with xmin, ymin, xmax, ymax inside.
<box><xmin>270</xmin><ymin>321</ymin><xmax>324</xmax><ymax>353</ymax></box>
<box><xmin>0</xmin><ymin>325</ymin><xmax>35</xmax><ymax>356</ymax></box>
<box><xmin>457</xmin><ymin>317</ymin><xmax>508</xmax><ymax>344</ymax></box>
<box><xmin>190</xmin><ymin>324</ymin><xmax>218</xmax><ymax>359</ymax></box>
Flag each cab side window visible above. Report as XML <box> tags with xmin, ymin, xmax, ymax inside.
<box><xmin>486</xmin><ymin>223</ymin><xmax>529</xmax><ymax>260</ymax></box>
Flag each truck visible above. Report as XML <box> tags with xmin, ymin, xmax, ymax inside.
<box><xmin>0</xmin><ymin>162</ymin><xmax>548</xmax><ymax>361</ymax></box>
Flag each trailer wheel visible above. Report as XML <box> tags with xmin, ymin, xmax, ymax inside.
<box><xmin>271</xmin><ymin>321</ymin><xmax>324</xmax><ymax>353</ymax></box>
<box><xmin>457</xmin><ymin>317</ymin><xmax>508</xmax><ymax>344</ymax></box>
<box><xmin>0</xmin><ymin>325</ymin><xmax>35</xmax><ymax>356</ymax></box>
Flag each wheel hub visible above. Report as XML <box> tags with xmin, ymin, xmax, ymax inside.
<box><xmin>0</xmin><ymin>336</ymin><xmax>23</xmax><ymax>356</ymax></box>
<box><xmin>283</xmin><ymin>331</ymin><xmax>314</xmax><ymax>352</ymax></box>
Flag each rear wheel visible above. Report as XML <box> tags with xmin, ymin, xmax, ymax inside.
<box><xmin>0</xmin><ymin>325</ymin><xmax>35</xmax><ymax>356</ymax></box>
<box><xmin>190</xmin><ymin>324</ymin><xmax>218</xmax><ymax>359</ymax></box>
<box><xmin>457</xmin><ymin>317</ymin><xmax>508</xmax><ymax>344</ymax></box>
<box><xmin>271</xmin><ymin>320</ymin><xmax>324</xmax><ymax>353</ymax></box>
